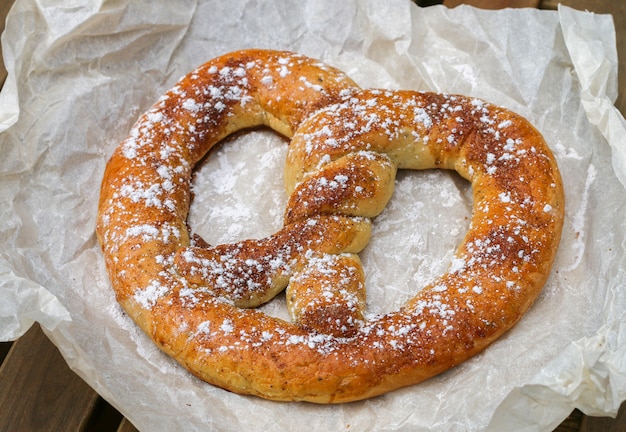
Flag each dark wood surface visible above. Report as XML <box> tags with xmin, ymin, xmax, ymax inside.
<box><xmin>0</xmin><ymin>325</ymin><xmax>101</xmax><ymax>431</ymax></box>
<box><xmin>1</xmin><ymin>0</ymin><xmax>624</xmax><ymax>430</ymax></box>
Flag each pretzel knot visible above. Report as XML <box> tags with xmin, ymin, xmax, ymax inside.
<box><xmin>96</xmin><ymin>49</ymin><xmax>564</xmax><ymax>403</ymax></box>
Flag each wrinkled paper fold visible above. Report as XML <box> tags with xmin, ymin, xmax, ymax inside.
<box><xmin>1</xmin><ymin>1</ymin><xmax>625</xmax><ymax>431</ymax></box>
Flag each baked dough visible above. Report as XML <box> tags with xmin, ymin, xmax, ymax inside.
<box><xmin>96</xmin><ymin>49</ymin><xmax>564</xmax><ymax>403</ymax></box>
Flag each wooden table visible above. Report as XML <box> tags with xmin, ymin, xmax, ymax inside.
<box><xmin>1</xmin><ymin>1</ymin><xmax>624</xmax><ymax>430</ymax></box>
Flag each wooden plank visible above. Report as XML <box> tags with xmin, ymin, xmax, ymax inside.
<box><xmin>0</xmin><ymin>324</ymin><xmax>99</xmax><ymax>432</ymax></box>
<box><xmin>83</xmin><ymin>396</ymin><xmax>125</xmax><ymax>431</ymax></box>
<box><xmin>554</xmin><ymin>409</ymin><xmax>583</xmax><ymax>432</ymax></box>
<box><xmin>117</xmin><ymin>418</ymin><xmax>140</xmax><ymax>432</ymax></box>
<box><xmin>444</xmin><ymin>0</ymin><xmax>541</xmax><ymax>8</ymax></box>
<box><xmin>0</xmin><ymin>341</ymin><xmax>12</xmax><ymax>364</ymax></box>
<box><xmin>580</xmin><ymin>402</ymin><xmax>626</xmax><ymax>432</ymax></box>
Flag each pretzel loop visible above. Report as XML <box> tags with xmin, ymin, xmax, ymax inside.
<box><xmin>96</xmin><ymin>49</ymin><xmax>564</xmax><ymax>403</ymax></box>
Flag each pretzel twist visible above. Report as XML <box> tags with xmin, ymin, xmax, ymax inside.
<box><xmin>97</xmin><ymin>49</ymin><xmax>564</xmax><ymax>403</ymax></box>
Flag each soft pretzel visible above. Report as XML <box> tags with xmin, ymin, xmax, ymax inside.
<box><xmin>96</xmin><ymin>49</ymin><xmax>564</xmax><ymax>403</ymax></box>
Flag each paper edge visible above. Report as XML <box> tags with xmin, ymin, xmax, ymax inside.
<box><xmin>0</xmin><ymin>265</ymin><xmax>72</xmax><ymax>341</ymax></box>
<box><xmin>558</xmin><ymin>4</ymin><xmax>626</xmax><ymax>191</ymax></box>
<box><xmin>0</xmin><ymin>1</ymin><xmax>20</xmax><ymax>132</ymax></box>
<box><xmin>487</xmin><ymin>6</ymin><xmax>626</xmax><ymax>430</ymax></box>
<box><xmin>2</xmin><ymin>2</ymin><xmax>625</xmax><ymax>430</ymax></box>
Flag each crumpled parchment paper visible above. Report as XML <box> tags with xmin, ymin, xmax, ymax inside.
<box><xmin>1</xmin><ymin>1</ymin><xmax>625</xmax><ymax>431</ymax></box>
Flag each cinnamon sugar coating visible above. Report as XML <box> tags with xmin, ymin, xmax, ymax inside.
<box><xmin>96</xmin><ymin>49</ymin><xmax>564</xmax><ymax>403</ymax></box>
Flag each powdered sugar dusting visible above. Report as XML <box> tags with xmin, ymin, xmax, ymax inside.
<box><xmin>134</xmin><ymin>279</ymin><xmax>169</xmax><ymax>309</ymax></box>
<box><xmin>98</xmin><ymin>51</ymin><xmax>563</xmax><ymax>377</ymax></box>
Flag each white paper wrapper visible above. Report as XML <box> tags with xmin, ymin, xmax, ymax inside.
<box><xmin>1</xmin><ymin>1</ymin><xmax>625</xmax><ymax>431</ymax></box>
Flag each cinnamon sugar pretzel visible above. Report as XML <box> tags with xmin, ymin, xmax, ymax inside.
<box><xmin>96</xmin><ymin>49</ymin><xmax>564</xmax><ymax>403</ymax></box>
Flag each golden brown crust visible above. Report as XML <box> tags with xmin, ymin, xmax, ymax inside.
<box><xmin>96</xmin><ymin>50</ymin><xmax>564</xmax><ymax>403</ymax></box>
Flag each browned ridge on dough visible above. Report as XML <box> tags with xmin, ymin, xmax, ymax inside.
<box><xmin>96</xmin><ymin>49</ymin><xmax>564</xmax><ymax>403</ymax></box>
